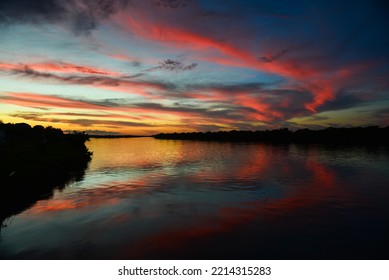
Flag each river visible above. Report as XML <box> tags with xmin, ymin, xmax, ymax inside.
<box><xmin>1</xmin><ymin>137</ymin><xmax>388</xmax><ymax>259</ymax></box>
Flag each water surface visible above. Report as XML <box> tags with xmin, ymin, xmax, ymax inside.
<box><xmin>1</xmin><ymin>138</ymin><xmax>389</xmax><ymax>259</ymax></box>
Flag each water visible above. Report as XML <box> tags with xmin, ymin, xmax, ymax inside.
<box><xmin>1</xmin><ymin>138</ymin><xmax>389</xmax><ymax>259</ymax></box>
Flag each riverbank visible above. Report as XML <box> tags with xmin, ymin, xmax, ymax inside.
<box><xmin>0</xmin><ymin>123</ymin><xmax>92</xmax><ymax>187</ymax></box>
<box><xmin>0</xmin><ymin>123</ymin><xmax>92</xmax><ymax>224</ymax></box>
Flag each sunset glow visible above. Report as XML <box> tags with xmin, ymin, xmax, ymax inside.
<box><xmin>1</xmin><ymin>0</ymin><xmax>388</xmax><ymax>135</ymax></box>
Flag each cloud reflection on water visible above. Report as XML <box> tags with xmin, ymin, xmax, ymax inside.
<box><xmin>1</xmin><ymin>138</ymin><xmax>389</xmax><ymax>259</ymax></box>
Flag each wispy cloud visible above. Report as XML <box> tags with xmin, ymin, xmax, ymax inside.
<box><xmin>258</xmin><ymin>49</ymin><xmax>291</xmax><ymax>63</ymax></box>
<box><xmin>0</xmin><ymin>62</ymin><xmax>176</xmax><ymax>98</ymax></box>
<box><xmin>0</xmin><ymin>92</ymin><xmax>111</xmax><ymax>110</ymax></box>
<box><xmin>11</xmin><ymin>112</ymin><xmax>155</xmax><ymax>128</ymax></box>
<box><xmin>145</xmin><ymin>59</ymin><xmax>197</xmax><ymax>72</ymax></box>
<box><xmin>0</xmin><ymin>61</ymin><xmax>121</xmax><ymax>76</ymax></box>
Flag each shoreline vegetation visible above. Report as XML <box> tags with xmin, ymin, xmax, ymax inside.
<box><xmin>154</xmin><ymin>126</ymin><xmax>389</xmax><ymax>145</ymax></box>
<box><xmin>0</xmin><ymin>122</ymin><xmax>92</xmax><ymax>226</ymax></box>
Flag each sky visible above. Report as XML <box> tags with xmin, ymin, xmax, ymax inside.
<box><xmin>0</xmin><ymin>0</ymin><xmax>388</xmax><ymax>135</ymax></box>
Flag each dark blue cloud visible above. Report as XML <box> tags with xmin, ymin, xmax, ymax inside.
<box><xmin>0</xmin><ymin>0</ymin><xmax>130</xmax><ymax>34</ymax></box>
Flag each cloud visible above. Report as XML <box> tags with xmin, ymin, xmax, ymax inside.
<box><xmin>316</xmin><ymin>92</ymin><xmax>368</xmax><ymax>112</ymax></box>
<box><xmin>0</xmin><ymin>92</ymin><xmax>112</xmax><ymax>110</ymax></box>
<box><xmin>1</xmin><ymin>60</ymin><xmax>387</xmax><ymax>130</ymax></box>
<box><xmin>168</xmin><ymin>82</ymin><xmax>313</xmax><ymax>123</ymax></box>
<box><xmin>10</xmin><ymin>110</ymin><xmax>154</xmax><ymax>123</ymax></box>
<box><xmin>145</xmin><ymin>59</ymin><xmax>197</xmax><ymax>72</ymax></box>
<box><xmin>116</xmin><ymin>1</ymin><xmax>389</xmax><ymax>115</ymax></box>
<box><xmin>131</xmin><ymin>102</ymin><xmax>255</xmax><ymax>120</ymax></box>
<box><xmin>0</xmin><ymin>62</ymin><xmax>176</xmax><ymax>97</ymax></box>
<box><xmin>258</xmin><ymin>49</ymin><xmax>291</xmax><ymax>63</ymax></box>
<box><xmin>119</xmin><ymin>13</ymin><xmax>340</xmax><ymax>112</ymax></box>
<box><xmin>183</xmin><ymin>81</ymin><xmax>271</xmax><ymax>93</ymax></box>
<box><xmin>2</xmin><ymin>92</ymin><xmax>252</xmax><ymax>128</ymax></box>
<box><xmin>0</xmin><ymin>0</ymin><xmax>130</xmax><ymax>34</ymax></box>
<box><xmin>10</xmin><ymin>112</ymin><xmax>155</xmax><ymax>128</ymax></box>
<box><xmin>0</xmin><ymin>62</ymin><xmax>352</xmax><ymax>127</ymax></box>
<box><xmin>0</xmin><ymin>61</ymin><xmax>121</xmax><ymax>76</ymax></box>
<box><xmin>152</xmin><ymin>0</ymin><xmax>192</xmax><ymax>9</ymax></box>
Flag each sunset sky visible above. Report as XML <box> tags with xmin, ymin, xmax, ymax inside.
<box><xmin>1</xmin><ymin>0</ymin><xmax>388</xmax><ymax>135</ymax></box>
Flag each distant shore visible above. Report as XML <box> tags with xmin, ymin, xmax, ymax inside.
<box><xmin>154</xmin><ymin>126</ymin><xmax>389</xmax><ymax>145</ymax></box>
<box><xmin>88</xmin><ymin>135</ymin><xmax>150</xmax><ymax>139</ymax></box>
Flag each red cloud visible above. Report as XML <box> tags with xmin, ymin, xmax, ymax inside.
<box><xmin>117</xmin><ymin>156</ymin><xmax>344</xmax><ymax>258</ymax></box>
<box><xmin>120</xmin><ymin>14</ymin><xmax>375</xmax><ymax>114</ymax></box>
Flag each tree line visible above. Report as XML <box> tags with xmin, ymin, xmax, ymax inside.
<box><xmin>154</xmin><ymin>126</ymin><xmax>389</xmax><ymax>144</ymax></box>
<box><xmin>0</xmin><ymin>122</ymin><xmax>92</xmax><ymax>186</ymax></box>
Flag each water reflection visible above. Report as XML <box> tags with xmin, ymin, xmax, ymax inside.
<box><xmin>0</xmin><ymin>163</ymin><xmax>88</xmax><ymax>234</ymax></box>
<box><xmin>1</xmin><ymin>138</ymin><xmax>389</xmax><ymax>259</ymax></box>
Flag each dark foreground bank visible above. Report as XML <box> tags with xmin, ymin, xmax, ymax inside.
<box><xmin>154</xmin><ymin>126</ymin><xmax>389</xmax><ymax>144</ymax></box>
<box><xmin>0</xmin><ymin>123</ymin><xmax>91</xmax><ymax>226</ymax></box>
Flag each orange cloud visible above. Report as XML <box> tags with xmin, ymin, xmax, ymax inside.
<box><xmin>0</xmin><ymin>92</ymin><xmax>109</xmax><ymax>110</ymax></box>
<box><xmin>0</xmin><ymin>60</ymin><xmax>121</xmax><ymax>76</ymax></box>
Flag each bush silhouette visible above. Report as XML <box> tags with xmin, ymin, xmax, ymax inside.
<box><xmin>0</xmin><ymin>122</ymin><xmax>92</xmax><ymax>229</ymax></box>
<box><xmin>0</xmin><ymin>122</ymin><xmax>92</xmax><ymax>188</ymax></box>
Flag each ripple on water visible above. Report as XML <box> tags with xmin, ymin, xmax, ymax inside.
<box><xmin>1</xmin><ymin>138</ymin><xmax>389</xmax><ymax>259</ymax></box>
